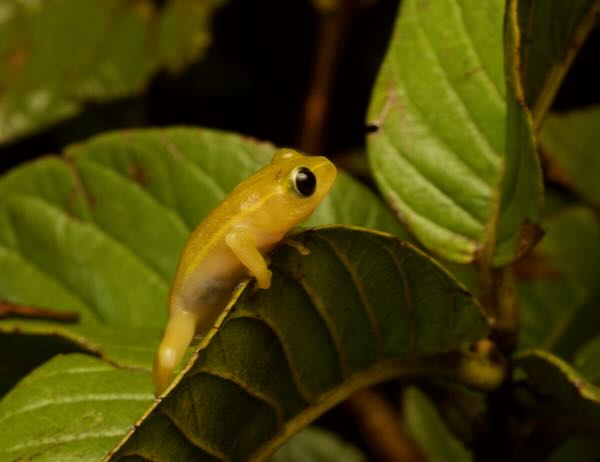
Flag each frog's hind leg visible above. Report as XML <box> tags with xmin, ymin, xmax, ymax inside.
<box><xmin>153</xmin><ymin>309</ymin><xmax>199</xmax><ymax>396</ymax></box>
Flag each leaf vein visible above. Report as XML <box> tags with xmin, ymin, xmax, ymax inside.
<box><xmin>157</xmin><ymin>409</ymin><xmax>230</xmax><ymax>462</ymax></box>
<box><xmin>313</xmin><ymin>234</ymin><xmax>384</xmax><ymax>355</ymax></box>
<box><xmin>225</xmin><ymin>312</ymin><xmax>314</xmax><ymax>402</ymax></box>
<box><xmin>273</xmin><ymin>266</ymin><xmax>350</xmax><ymax>379</ymax></box>
<box><xmin>412</xmin><ymin>0</ymin><xmax>501</xmax><ymax>160</ymax></box>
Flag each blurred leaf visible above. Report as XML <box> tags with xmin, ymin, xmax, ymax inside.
<box><xmin>269</xmin><ymin>427</ymin><xmax>365</xmax><ymax>462</ymax></box>
<box><xmin>517</xmin><ymin>206</ymin><xmax>600</xmax><ymax>357</ymax></box>
<box><xmin>547</xmin><ymin>434</ymin><xmax>600</xmax><ymax>462</ymax></box>
<box><xmin>403</xmin><ymin>387</ymin><xmax>473</xmax><ymax>462</ymax></box>
<box><xmin>0</xmin><ymin>353</ymin><xmax>154</xmax><ymax>461</ymax></box>
<box><xmin>541</xmin><ymin>107</ymin><xmax>600</xmax><ymax>208</ymax></box>
<box><xmin>574</xmin><ymin>335</ymin><xmax>600</xmax><ymax>384</ymax></box>
<box><xmin>109</xmin><ymin>227</ymin><xmax>496</xmax><ymax>461</ymax></box>
<box><xmin>367</xmin><ymin>0</ymin><xmax>542</xmax><ymax>265</ymax></box>
<box><xmin>519</xmin><ymin>0</ymin><xmax>600</xmax><ymax>127</ymax></box>
<box><xmin>0</xmin><ymin>0</ymin><xmax>226</xmax><ymax>144</ymax></box>
<box><xmin>516</xmin><ymin>349</ymin><xmax>600</xmax><ymax>429</ymax></box>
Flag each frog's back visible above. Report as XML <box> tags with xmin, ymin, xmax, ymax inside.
<box><xmin>173</xmin><ymin>164</ymin><xmax>278</xmax><ymax>285</ymax></box>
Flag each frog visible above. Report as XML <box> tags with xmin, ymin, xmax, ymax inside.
<box><xmin>153</xmin><ymin>148</ymin><xmax>337</xmax><ymax>395</ymax></box>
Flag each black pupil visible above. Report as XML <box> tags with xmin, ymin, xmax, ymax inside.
<box><xmin>294</xmin><ymin>167</ymin><xmax>316</xmax><ymax>197</ymax></box>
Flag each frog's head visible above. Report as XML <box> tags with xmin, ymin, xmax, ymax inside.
<box><xmin>266</xmin><ymin>148</ymin><xmax>337</xmax><ymax>229</ymax></box>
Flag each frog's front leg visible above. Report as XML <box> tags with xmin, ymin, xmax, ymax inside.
<box><xmin>225</xmin><ymin>229</ymin><xmax>272</xmax><ymax>289</ymax></box>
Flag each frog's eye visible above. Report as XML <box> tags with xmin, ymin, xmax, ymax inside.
<box><xmin>290</xmin><ymin>166</ymin><xmax>316</xmax><ymax>197</ymax></box>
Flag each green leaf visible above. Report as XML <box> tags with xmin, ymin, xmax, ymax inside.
<box><xmin>403</xmin><ymin>387</ymin><xmax>473</xmax><ymax>462</ymax></box>
<box><xmin>548</xmin><ymin>434</ymin><xmax>600</xmax><ymax>462</ymax></box>
<box><xmin>516</xmin><ymin>349</ymin><xmax>600</xmax><ymax>429</ymax></box>
<box><xmin>517</xmin><ymin>206</ymin><xmax>600</xmax><ymax>357</ymax></box>
<box><xmin>574</xmin><ymin>336</ymin><xmax>600</xmax><ymax>384</ymax></box>
<box><xmin>519</xmin><ymin>0</ymin><xmax>600</xmax><ymax>127</ymax></box>
<box><xmin>269</xmin><ymin>427</ymin><xmax>365</xmax><ymax>462</ymax></box>
<box><xmin>540</xmin><ymin>107</ymin><xmax>600</xmax><ymax>208</ymax></box>
<box><xmin>110</xmin><ymin>227</ymin><xmax>497</xmax><ymax>461</ymax></box>
<box><xmin>366</xmin><ymin>0</ymin><xmax>542</xmax><ymax>265</ymax></box>
<box><xmin>0</xmin><ymin>353</ymin><xmax>154</xmax><ymax>461</ymax></box>
<box><xmin>0</xmin><ymin>0</ymin><xmax>225</xmax><ymax>144</ymax></box>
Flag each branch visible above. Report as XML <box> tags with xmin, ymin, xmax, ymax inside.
<box><xmin>345</xmin><ymin>388</ymin><xmax>425</xmax><ymax>462</ymax></box>
<box><xmin>0</xmin><ymin>300</ymin><xmax>79</xmax><ymax>323</ymax></box>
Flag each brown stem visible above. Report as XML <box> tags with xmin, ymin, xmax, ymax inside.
<box><xmin>0</xmin><ymin>300</ymin><xmax>79</xmax><ymax>323</ymax></box>
<box><xmin>297</xmin><ymin>0</ymin><xmax>359</xmax><ymax>153</ymax></box>
<box><xmin>345</xmin><ymin>388</ymin><xmax>425</xmax><ymax>462</ymax></box>
<box><xmin>477</xmin><ymin>265</ymin><xmax>518</xmax><ymax>355</ymax></box>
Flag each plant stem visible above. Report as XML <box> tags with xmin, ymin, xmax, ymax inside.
<box><xmin>297</xmin><ymin>0</ymin><xmax>359</xmax><ymax>153</ymax></box>
<box><xmin>0</xmin><ymin>300</ymin><xmax>79</xmax><ymax>322</ymax></box>
<box><xmin>345</xmin><ymin>388</ymin><xmax>425</xmax><ymax>462</ymax></box>
<box><xmin>478</xmin><ymin>265</ymin><xmax>519</xmax><ymax>355</ymax></box>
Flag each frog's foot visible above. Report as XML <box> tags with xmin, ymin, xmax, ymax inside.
<box><xmin>282</xmin><ymin>236</ymin><xmax>310</xmax><ymax>256</ymax></box>
<box><xmin>153</xmin><ymin>309</ymin><xmax>199</xmax><ymax>396</ymax></box>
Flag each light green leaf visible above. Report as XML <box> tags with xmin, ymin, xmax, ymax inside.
<box><xmin>367</xmin><ymin>0</ymin><xmax>542</xmax><ymax>265</ymax></box>
<box><xmin>0</xmin><ymin>353</ymin><xmax>154</xmax><ymax>461</ymax></box>
<box><xmin>109</xmin><ymin>227</ymin><xmax>497</xmax><ymax>461</ymax></box>
<box><xmin>0</xmin><ymin>0</ymin><xmax>226</xmax><ymax>144</ymax></box>
<box><xmin>540</xmin><ymin>106</ymin><xmax>600</xmax><ymax>208</ymax></box>
<box><xmin>519</xmin><ymin>0</ymin><xmax>600</xmax><ymax>127</ymax></box>
<box><xmin>404</xmin><ymin>387</ymin><xmax>473</xmax><ymax>462</ymax></box>
<box><xmin>269</xmin><ymin>427</ymin><xmax>365</xmax><ymax>462</ymax></box>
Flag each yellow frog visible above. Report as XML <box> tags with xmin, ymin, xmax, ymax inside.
<box><xmin>153</xmin><ymin>148</ymin><xmax>337</xmax><ymax>395</ymax></box>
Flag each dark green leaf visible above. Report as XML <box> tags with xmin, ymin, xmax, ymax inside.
<box><xmin>403</xmin><ymin>387</ymin><xmax>473</xmax><ymax>462</ymax></box>
<box><xmin>541</xmin><ymin>107</ymin><xmax>600</xmax><ymax>208</ymax></box>
<box><xmin>547</xmin><ymin>434</ymin><xmax>600</xmax><ymax>462</ymax></box>
<box><xmin>574</xmin><ymin>336</ymin><xmax>600</xmax><ymax>384</ymax></box>
<box><xmin>366</xmin><ymin>0</ymin><xmax>542</xmax><ymax>265</ymax></box>
<box><xmin>516</xmin><ymin>349</ymin><xmax>600</xmax><ymax>428</ymax></box>
<box><xmin>0</xmin><ymin>0</ymin><xmax>225</xmax><ymax>143</ymax></box>
<box><xmin>519</xmin><ymin>0</ymin><xmax>600</xmax><ymax>127</ymax></box>
<box><xmin>518</xmin><ymin>206</ymin><xmax>600</xmax><ymax>357</ymax></box>
<box><xmin>110</xmin><ymin>227</ymin><xmax>496</xmax><ymax>461</ymax></box>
